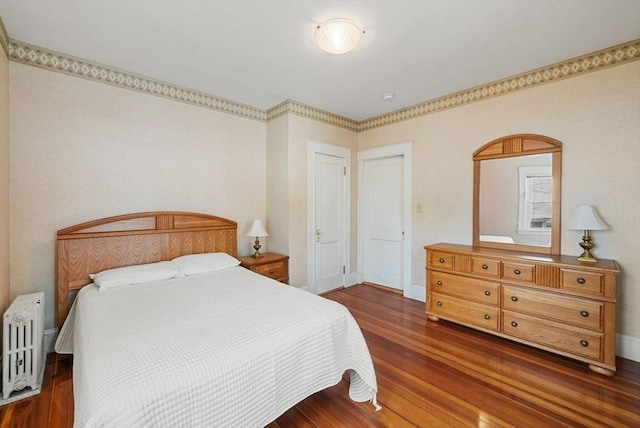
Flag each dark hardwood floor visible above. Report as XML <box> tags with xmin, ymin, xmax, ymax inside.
<box><xmin>1</xmin><ymin>284</ymin><xmax>638</xmax><ymax>427</ymax></box>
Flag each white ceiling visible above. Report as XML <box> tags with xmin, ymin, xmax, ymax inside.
<box><xmin>1</xmin><ymin>0</ymin><xmax>639</xmax><ymax>121</ymax></box>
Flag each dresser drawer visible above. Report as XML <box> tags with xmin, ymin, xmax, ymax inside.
<box><xmin>502</xmin><ymin>311</ymin><xmax>603</xmax><ymax>361</ymax></box>
<box><xmin>502</xmin><ymin>285</ymin><xmax>603</xmax><ymax>331</ymax></box>
<box><xmin>502</xmin><ymin>262</ymin><xmax>534</xmax><ymax>283</ymax></box>
<box><xmin>561</xmin><ymin>269</ymin><xmax>604</xmax><ymax>295</ymax></box>
<box><xmin>429</xmin><ymin>271</ymin><xmax>499</xmax><ymax>305</ymax></box>
<box><xmin>429</xmin><ymin>293</ymin><xmax>500</xmax><ymax>331</ymax></box>
<box><xmin>429</xmin><ymin>251</ymin><xmax>455</xmax><ymax>270</ymax></box>
<box><xmin>254</xmin><ymin>261</ymin><xmax>286</xmax><ymax>280</ymax></box>
<box><xmin>471</xmin><ymin>257</ymin><xmax>500</xmax><ymax>278</ymax></box>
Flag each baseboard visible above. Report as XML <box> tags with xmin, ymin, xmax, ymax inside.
<box><xmin>617</xmin><ymin>333</ymin><xmax>640</xmax><ymax>362</ymax></box>
<box><xmin>404</xmin><ymin>283</ymin><xmax>426</xmax><ymax>302</ymax></box>
<box><xmin>44</xmin><ymin>328</ymin><xmax>58</xmax><ymax>354</ymax></box>
<box><xmin>345</xmin><ymin>272</ymin><xmax>359</xmax><ymax>287</ymax></box>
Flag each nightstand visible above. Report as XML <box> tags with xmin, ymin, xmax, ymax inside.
<box><xmin>238</xmin><ymin>252</ymin><xmax>289</xmax><ymax>284</ymax></box>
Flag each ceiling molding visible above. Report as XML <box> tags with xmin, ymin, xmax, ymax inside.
<box><xmin>267</xmin><ymin>100</ymin><xmax>359</xmax><ymax>131</ymax></box>
<box><xmin>0</xmin><ymin>17</ymin><xmax>8</xmax><ymax>56</ymax></box>
<box><xmin>8</xmin><ymin>40</ymin><xmax>267</xmax><ymax>122</ymax></box>
<box><xmin>357</xmin><ymin>39</ymin><xmax>640</xmax><ymax>132</ymax></box>
<box><xmin>5</xmin><ymin>38</ymin><xmax>639</xmax><ymax>132</ymax></box>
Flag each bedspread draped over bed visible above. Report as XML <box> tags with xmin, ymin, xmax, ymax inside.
<box><xmin>55</xmin><ymin>266</ymin><xmax>378</xmax><ymax>428</ymax></box>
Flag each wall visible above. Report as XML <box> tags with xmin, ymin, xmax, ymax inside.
<box><xmin>9</xmin><ymin>62</ymin><xmax>267</xmax><ymax>329</ymax></box>
<box><xmin>0</xmin><ymin>34</ymin><xmax>9</xmax><ymax>317</ymax></box>
<box><xmin>265</xmin><ymin>115</ymin><xmax>289</xmax><ymax>256</ymax></box>
<box><xmin>358</xmin><ymin>62</ymin><xmax>640</xmax><ymax>341</ymax></box>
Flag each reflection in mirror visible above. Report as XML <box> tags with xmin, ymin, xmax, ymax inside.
<box><xmin>473</xmin><ymin>134</ymin><xmax>562</xmax><ymax>255</ymax></box>
<box><xmin>479</xmin><ymin>154</ymin><xmax>552</xmax><ymax>247</ymax></box>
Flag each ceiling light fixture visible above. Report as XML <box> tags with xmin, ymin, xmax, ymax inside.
<box><xmin>314</xmin><ymin>18</ymin><xmax>365</xmax><ymax>55</ymax></box>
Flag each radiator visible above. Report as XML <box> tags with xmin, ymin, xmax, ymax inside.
<box><xmin>2</xmin><ymin>292</ymin><xmax>45</xmax><ymax>400</ymax></box>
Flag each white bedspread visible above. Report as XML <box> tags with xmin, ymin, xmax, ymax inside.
<box><xmin>55</xmin><ymin>267</ymin><xmax>378</xmax><ymax>427</ymax></box>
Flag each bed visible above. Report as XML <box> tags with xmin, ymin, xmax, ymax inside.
<box><xmin>54</xmin><ymin>211</ymin><xmax>378</xmax><ymax>427</ymax></box>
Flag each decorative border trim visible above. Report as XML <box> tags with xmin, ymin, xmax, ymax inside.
<box><xmin>267</xmin><ymin>100</ymin><xmax>358</xmax><ymax>131</ymax></box>
<box><xmin>8</xmin><ymin>40</ymin><xmax>267</xmax><ymax>122</ymax></box>
<box><xmin>0</xmin><ymin>17</ymin><xmax>9</xmax><ymax>56</ymax></box>
<box><xmin>357</xmin><ymin>39</ymin><xmax>640</xmax><ymax>131</ymax></box>
<box><xmin>6</xmin><ymin>37</ymin><xmax>639</xmax><ymax>131</ymax></box>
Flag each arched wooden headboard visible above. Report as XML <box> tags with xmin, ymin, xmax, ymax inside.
<box><xmin>56</xmin><ymin>211</ymin><xmax>237</xmax><ymax>327</ymax></box>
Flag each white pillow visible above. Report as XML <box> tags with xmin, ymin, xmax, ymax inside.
<box><xmin>172</xmin><ymin>252</ymin><xmax>240</xmax><ymax>276</ymax></box>
<box><xmin>90</xmin><ymin>261</ymin><xmax>182</xmax><ymax>290</ymax></box>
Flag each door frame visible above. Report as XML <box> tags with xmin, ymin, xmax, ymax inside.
<box><xmin>357</xmin><ymin>142</ymin><xmax>412</xmax><ymax>295</ymax></box>
<box><xmin>307</xmin><ymin>141</ymin><xmax>351</xmax><ymax>293</ymax></box>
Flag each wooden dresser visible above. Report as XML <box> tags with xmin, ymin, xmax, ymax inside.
<box><xmin>425</xmin><ymin>243</ymin><xmax>619</xmax><ymax>375</ymax></box>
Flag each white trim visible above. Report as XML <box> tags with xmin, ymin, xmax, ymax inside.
<box><xmin>307</xmin><ymin>141</ymin><xmax>351</xmax><ymax>294</ymax></box>
<box><xmin>44</xmin><ymin>328</ymin><xmax>58</xmax><ymax>354</ymax></box>
<box><xmin>405</xmin><ymin>283</ymin><xmax>426</xmax><ymax>302</ymax></box>
<box><xmin>617</xmin><ymin>333</ymin><xmax>640</xmax><ymax>362</ymax></box>
<box><xmin>357</xmin><ymin>142</ymin><xmax>413</xmax><ymax>296</ymax></box>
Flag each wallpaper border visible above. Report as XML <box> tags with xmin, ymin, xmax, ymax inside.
<box><xmin>8</xmin><ymin>40</ymin><xmax>267</xmax><ymax>122</ymax></box>
<box><xmin>358</xmin><ymin>39</ymin><xmax>640</xmax><ymax>131</ymax></box>
<box><xmin>0</xmin><ymin>17</ymin><xmax>8</xmax><ymax>57</ymax></box>
<box><xmin>7</xmin><ymin>38</ymin><xmax>640</xmax><ymax>131</ymax></box>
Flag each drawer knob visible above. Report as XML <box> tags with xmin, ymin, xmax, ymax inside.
<box><xmin>580</xmin><ymin>340</ymin><xmax>589</xmax><ymax>347</ymax></box>
<box><xmin>439</xmin><ymin>258</ymin><xmax>445</xmax><ymax>263</ymax></box>
<box><xmin>436</xmin><ymin>280</ymin><xmax>443</xmax><ymax>286</ymax></box>
<box><xmin>484</xmin><ymin>290</ymin><xmax>491</xmax><ymax>296</ymax></box>
<box><xmin>577</xmin><ymin>277</ymin><xmax>586</xmax><ymax>284</ymax></box>
<box><xmin>436</xmin><ymin>301</ymin><xmax>443</xmax><ymax>307</ymax></box>
<box><xmin>511</xmin><ymin>296</ymin><xmax>518</xmax><ymax>302</ymax></box>
<box><xmin>269</xmin><ymin>269</ymin><xmax>274</xmax><ymax>274</ymax></box>
<box><xmin>514</xmin><ymin>269</ymin><xmax>521</xmax><ymax>275</ymax></box>
<box><xmin>484</xmin><ymin>314</ymin><xmax>491</xmax><ymax>320</ymax></box>
<box><xmin>482</xmin><ymin>264</ymin><xmax>489</xmax><ymax>270</ymax></box>
<box><xmin>511</xmin><ymin>321</ymin><xmax>518</xmax><ymax>327</ymax></box>
<box><xmin>580</xmin><ymin>310</ymin><xmax>589</xmax><ymax>317</ymax></box>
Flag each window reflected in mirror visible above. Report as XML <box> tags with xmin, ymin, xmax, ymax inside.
<box><xmin>479</xmin><ymin>154</ymin><xmax>552</xmax><ymax>247</ymax></box>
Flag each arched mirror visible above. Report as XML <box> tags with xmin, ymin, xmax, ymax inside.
<box><xmin>473</xmin><ymin>134</ymin><xmax>562</xmax><ymax>255</ymax></box>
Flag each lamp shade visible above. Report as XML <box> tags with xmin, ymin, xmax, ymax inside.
<box><xmin>247</xmin><ymin>219</ymin><xmax>268</xmax><ymax>237</ymax></box>
<box><xmin>314</xmin><ymin>18</ymin><xmax>365</xmax><ymax>55</ymax></box>
<box><xmin>567</xmin><ymin>205</ymin><xmax>609</xmax><ymax>230</ymax></box>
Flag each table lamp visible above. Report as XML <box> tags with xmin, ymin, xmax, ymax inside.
<box><xmin>567</xmin><ymin>205</ymin><xmax>609</xmax><ymax>262</ymax></box>
<box><xmin>247</xmin><ymin>219</ymin><xmax>268</xmax><ymax>258</ymax></box>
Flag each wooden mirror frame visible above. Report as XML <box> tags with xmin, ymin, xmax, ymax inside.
<box><xmin>473</xmin><ymin>134</ymin><xmax>562</xmax><ymax>255</ymax></box>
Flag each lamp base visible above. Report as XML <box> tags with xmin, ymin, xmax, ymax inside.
<box><xmin>577</xmin><ymin>230</ymin><xmax>598</xmax><ymax>263</ymax></box>
<box><xmin>252</xmin><ymin>237</ymin><xmax>264</xmax><ymax>258</ymax></box>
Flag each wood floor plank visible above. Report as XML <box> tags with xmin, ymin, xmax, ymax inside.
<box><xmin>1</xmin><ymin>284</ymin><xmax>638</xmax><ymax>427</ymax></box>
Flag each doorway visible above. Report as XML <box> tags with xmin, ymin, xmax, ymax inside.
<box><xmin>358</xmin><ymin>142</ymin><xmax>412</xmax><ymax>294</ymax></box>
<box><xmin>308</xmin><ymin>141</ymin><xmax>351</xmax><ymax>294</ymax></box>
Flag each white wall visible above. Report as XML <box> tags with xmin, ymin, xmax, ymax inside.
<box><xmin>9</xmin><ymin>62</ymin><xmax>267</xmax><ymax>329</ymax></box>
<box><xmin>358</xmin><ymin>62</ymin><xmax>640</xmax><ymax>340</ymax></box>
<box><xmin>266</xmin><ymin>115</ymin><xmax>289</xmax><ymax>256</ymax></box>
<box><xmin>0</xmin><ymin>38</ymin><xmax>9</xmax><ymax>316</ymax></box>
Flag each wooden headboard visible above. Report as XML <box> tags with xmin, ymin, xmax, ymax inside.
<box><xmin>56</xmin><ymin>211</ymin><xmax>238</xmax><ymax>327</ymax></box>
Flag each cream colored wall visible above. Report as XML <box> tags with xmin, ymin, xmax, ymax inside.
<box><xmin>358</xmin><ymin>62</ymin><xmax>640</xmax><ymax>338</ymax></box>
<box><xmin>9</xmin><ymin>62</ymin><xmax>267</xmax><ymax>329</ymax></box>
<box><xmin>266</xmin><ymin>115</ymin><xmax>289</xmax><ymax>256</ymax></box>
<box><xmin>286</xmin><ymin>115</ymin><xmax>358</xmax><ymax>287</ymax></box>
<box><xmin>0</xmin><ymin>40</ymin><xmax>10</xmax><ymax>316</ymax></box>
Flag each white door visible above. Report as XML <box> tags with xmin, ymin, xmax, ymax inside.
<box><xmin>363</xmin><ymin>156</ymin><xmax>404</xmax><ymax>290</ymax></box>
<box><xmin>313</xmin><ymin>153</ymin><xmax>346</xmax><ymax>294</ymax></box>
